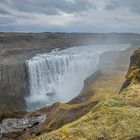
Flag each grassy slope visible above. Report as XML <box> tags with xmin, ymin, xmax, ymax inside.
<box><xmin>38</xmin><ymin>94</ymin><xmax>140</xmax><ymax>140</ymax></box>
<box><xmin>28</xmin><ymin>72</ymin><xmax>140</xmax><ymax>140</ymax></box>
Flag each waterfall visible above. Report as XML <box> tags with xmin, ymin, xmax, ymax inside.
<box><xmin>26</xmin><ymin>44</ymin><xmax>130</xmax><ymax>111</ymax></box>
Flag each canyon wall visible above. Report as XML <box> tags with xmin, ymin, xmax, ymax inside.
<box><xmin>0</xmin><ymin>63</ymin><xmax>27</xmax><ymax>112</ymax></box>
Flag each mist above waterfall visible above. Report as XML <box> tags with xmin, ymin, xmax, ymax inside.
<box><xmin>26</xmin><ymin>44</ymin><xmax>130</xmax><ymax>111</ymax></box>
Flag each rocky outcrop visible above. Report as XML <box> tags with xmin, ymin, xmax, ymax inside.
<box><xmin>120</xmin><ymin>48</ymin><xmax>140</xmax><ymax>92</ymax></box>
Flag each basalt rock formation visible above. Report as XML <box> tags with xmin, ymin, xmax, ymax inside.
<box><xmin>0</xmin><ymin>62</ymin><xmax>27</xmax><ymax>112</ymax></box>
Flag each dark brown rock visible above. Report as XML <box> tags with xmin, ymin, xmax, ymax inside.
<box><xmin>120</xmin><ymin>48</ymin><xmax>140</xmax><ymax>92</ymax></box>
<box><xmin>130</xmin><ymin>136</ymin><xmax>140</xmax><ymax>140</ymax></box>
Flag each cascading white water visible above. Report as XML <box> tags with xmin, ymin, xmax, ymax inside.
<box><xmin>26</xmin><ymin>44</ymin><xmax>130</xmax><ymax>111</ymax></box>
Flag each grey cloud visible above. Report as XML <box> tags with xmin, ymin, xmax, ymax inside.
<box><xmin>0</xmin><ymin>0</ymin><xmax>94</xmax><ymax>15</ymax></box>
<box><xmin>0</xmin><ymin>9</ymin><xmax>10</xmax><ymax>15</ymax></box>
<box><xmin>106</xmin><ymin>0</ymin><xmax>140</xmax><ymax>14</ymax></box>
<box><xmin>0</xmin><ymin>0</ymin><xmax>139</xmax><ymax>33</ymax></box>
<box><xmin>0</xmin><ymin>16</ymin><xmax>16</xmax><ymax>25</ymax></box>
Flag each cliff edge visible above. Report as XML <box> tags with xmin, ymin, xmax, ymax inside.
<box><xmin>120</xmin><ymin>48</ymin><xmax>140</xmax><ymax>92</ymax></box>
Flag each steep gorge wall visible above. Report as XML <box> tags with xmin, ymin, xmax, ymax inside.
<box><xmin>0</xmin><ymin>62</ymin><xmax>27</xmax><ymax>112</ymax></box>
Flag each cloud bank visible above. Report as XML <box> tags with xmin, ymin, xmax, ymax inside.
<box><xmin>0</xmin><ymin>0</ymin><xmax>140</xmax><ymax>32</ymax></box>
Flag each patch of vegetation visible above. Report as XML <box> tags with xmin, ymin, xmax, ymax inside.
<box><xmin>31</xmin><ymin>91</ymin><xmax>140</xmax><ymax>140</ymax></box>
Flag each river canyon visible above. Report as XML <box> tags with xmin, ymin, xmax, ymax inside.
<box><xmin>25</xmin><ymin>44</ymin><xmax>130</xmax><ymax>110</ymax></box>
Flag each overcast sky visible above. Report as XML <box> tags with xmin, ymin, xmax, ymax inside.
<box><xmin>0</xmin><ymin>0</ymin><xmax>140</xmax><ymax>33</ymax></box>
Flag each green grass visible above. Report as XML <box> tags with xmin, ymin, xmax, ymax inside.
<box><xmin>28</xmin><ymin>72</ymin><xmax>140</xmax><ymax>140</ymax></box>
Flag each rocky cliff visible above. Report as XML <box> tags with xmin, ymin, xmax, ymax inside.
<box><xmin>120</xmin><ymin>48</ymin><xmax>140</xmax><ymax>92</ymax></box>
<box><xmin>0</xmin><ymin>63</ymin><xmax>27</xmax><ymax>112</ymax></box>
